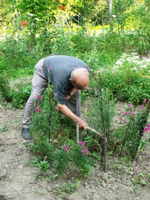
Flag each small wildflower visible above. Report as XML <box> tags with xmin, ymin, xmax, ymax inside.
<box><xmin>143</xmin><ymin>99</ymin><xmax>146</xmax><ymax>103</ymax></box>
<box><xmin>133</xmin><ymin>168</ymin><xmax>137</xmax><ymax>172</ymax></box>
<box><xmin>81</xmin><ymin>149</ymin><xmax>88</xmax><ymax>156</ymax></box>
<box><xmin>38</xmin><ymin>108</ymin><xmax>41</xmax><ymax>112</ymax></box>
<box><xmin>143</xmin><ymin>130</ymin><xmax>146</xmax><ymax>134</ymax></box>
<box><xmin>86</xmin><ymin>85</ymin><xmax>89</xmax><ymax>90</ymax></box>
<box><xmin>140</xmin><ymin>105</ymin><xmax>144</xmax><ymax>109</ymax></box>
<box><xmin>124</xmin><ymin>111</ymin><xmax>129</xmax><ymax>115</ymax></box>
<box><xmin>128</xmin><ymin>104</ymin><xmax>131</xmax><ymax>108</ymax></box>
<box><xmin>37</xmin><ymin>94</ymin><xmax>41</xmax><ymax>99</ymax></box>
<box><xmin>124</xmin><ymin>120</ymin><xmax>126</xmax><ymax>124</ymax></box>
<box><xmin>62</xmin><ymin>145</ymin><xmax>69</xmax><ymax>153</ymax></box>
<box><xmin>120</xmin><ymin>117</ymin><xmax>124</xmax><ymax>121</ymax></box>
<box><xmin>55</xmin><ymin>106</ymin><xmax>59</xmax><ymax>111</ymax></box>
<box><xmin>131</xmin><ymin>112</ymin><xmax>134</xmax><ymax>115</ymax></box>
<box><xmin>147</xmin><ymin>124</ymin><xmax>150</xmax><ymax>127</ymax></box>
<box><xmin>41</xmin><ymin>132</ymin><xmax>44</xmax><ymax>135</ymax></box>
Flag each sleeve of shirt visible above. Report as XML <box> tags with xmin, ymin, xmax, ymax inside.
<box><xmin>53</xmin><ymin>85</ymin><xmax>67</xmax><ymax>105</ymax></box>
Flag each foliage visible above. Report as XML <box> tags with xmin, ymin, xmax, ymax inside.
<box><xmin>108</xmin><ymin>101</ymin><xmax>149</xmax><ymax>158</ymax></box>
<box><xmin>0</xmin><ymin>73</ymin><xmax>12</xmax><ymax>102</ymax></box>
<box><xmin>101</xmin><ymin>60</ymin><xmax>150</xmax><ymax>104</ymax></box>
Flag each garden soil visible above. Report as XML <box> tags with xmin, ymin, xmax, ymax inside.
<box><xmin>0</xmin><ymin>100</ymin><xmax>150</xmax><ymax>200</ymax></box>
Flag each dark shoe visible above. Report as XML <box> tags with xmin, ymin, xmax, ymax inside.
<box><xmin>21</xmin><ymin>127</ymin><xmax>32</xmax><ymax>140</ymax></box>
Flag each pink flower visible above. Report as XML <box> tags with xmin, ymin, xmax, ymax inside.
<box><xmin>143</xmin><ymin>130</ymin><xmax>146</xmax><ymax>134</ymax></box>
<box><xmin>35</xmin><ymin>108</ymin><xmax>39</xmax><ymax>112</ymax></box>
<box><xmin>86</xmin><ymin>85</ymin><xmax>89</xmax><ymax>90</ymax></box>
<box><xmin>133</xmin><ymin>168</ymin><xmax>137</xmax><ymax>172</ymax></box>
<box><xmin>47</xmin><ymin>67</ymin><xmax>50</xmax><ymax>71</ymax></box>
<box><xmin>87</xmin><ymin>96</ymin><xmax>90</xmax><ymax>99</ymax></box>
<box><xmin>140</xmin><ymin>105</ymin><xmax>144</xmax><ymax>109</ymax></box>
<box><xmin>62</xmin><ymin>145</ymin><xmax>69</xmax><ymax>153</ymax></box>
<box><xmin>120</xmin><ymin>117</ymin><xmax>123</xmax><ymax>121</ymax></box>
<box><xmin>128</xmin><ymin>104</ymin><xmax>131</xmax><ymax>108</ymax></box>
<box><xmin>143</xmin><ymin>99</ymin><xmax>146</xmax><ymax>103</ymax></box>
<box><xmin>124</xmin><ymin>111</ymin><xmax>129</xmax><ymax>115</ymax></box>
<box><xmin>81</xmin><ymin>149</ymin><xmax>88</xmax><ymax>156</ymax></box>
<box><xmin>37</xmin><ymin>94</ymin><xmax>41</xmax><ymax>99</ymax></box>
<box><xmin>94</xmin><ymin>87</ymin><xmax>97</xmax><ymax>92</ymax></box>
<box><xmin>35</xmin><ymin>108</ymin><xmax>41</xmax><ymax>112</ymax></box>
<box><xmin>124</xmin><ymin>120</ymin><xmax>126</xmax><ymax>123</ymax></box>
<box><xmin>131</xmin><ymin>112</ymin><xmax>134</xmax><ymax>115</ymax></box>
<box><xmin>41</xmin><ymin>132</ymin><xmax>44</xmax><ymax>135</ymax></box>
<box><xmin>55</xmin><ymin>106</ymin><xmax>59</xmax><ymax>111</ymax></box>
<box><xmin>147</xmin><ymin>124</ymin><xmax>150</xmax><ymax>127</ymax></box>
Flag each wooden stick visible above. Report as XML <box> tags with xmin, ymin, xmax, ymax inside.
<box><xmin>76</xmin><ymin>120</ymin><xmax>79</xmax><ymax>144</ymax></box>
<box><xmin>87</xmin><ymin>126</ymin><xmax>103</xmax><ymax>139</ymax></box>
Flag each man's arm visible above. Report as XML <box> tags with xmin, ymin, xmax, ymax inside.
<box><xmin>57</xmin><ymin>103</ymin><xmax>87</xmax><ymax>129</ymax></box>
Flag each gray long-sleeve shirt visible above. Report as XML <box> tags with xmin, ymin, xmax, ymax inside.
<box><xmin>43</xmin><ymin>55</ymin><xmax>89</xmax><ymax>104</ymax></box>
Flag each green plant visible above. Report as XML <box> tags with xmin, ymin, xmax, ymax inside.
<box><xmin>0</xmin><ymin>73</ymin><xmax>12</xmax><ymax>102</ymax></box>
<box><xmin>2</xmin><ymin>125</ymin><xmax>8</xmax><ymax>132</ymax></box>
<box><xmin>37</xmin><ymin>160</ymin><xmax>50</xmax><ymax>176</ymax></box>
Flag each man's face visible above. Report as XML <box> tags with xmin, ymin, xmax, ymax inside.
<box><xmin>70</xmin><ymin>79</ymin><xmax>87</xmax><ymax>90</ymax></box>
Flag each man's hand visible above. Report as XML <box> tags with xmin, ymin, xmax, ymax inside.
<box><xmin>66</xmin><ymin>95</ymin><xmax>71</xmax><ymax>101</ymax></box>
<box><xmin>77</xmin><ymin>118</ymin><xmax>88</xmax><ymax>130</ymax></box>
<box><xmin>58</xmin><ymin>103</ymin><xmax>88</xmax><ymax>129</ymax></box>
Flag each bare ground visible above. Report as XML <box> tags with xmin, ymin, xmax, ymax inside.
<box><xmin>0</xmin><ymin>101</ymin><xmax>150</xmax><ymax>200</ymax></box>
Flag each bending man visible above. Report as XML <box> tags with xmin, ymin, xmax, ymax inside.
<box><xmin>22</xmin><ymin>55</ymin><xmax>90</xmax><ymax>140</ymax></box>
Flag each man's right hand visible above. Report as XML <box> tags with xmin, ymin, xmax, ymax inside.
<box><xmin>77</xmin><ymin>118</ymin><xmax>88</xmax><ymax>130</ymax></box>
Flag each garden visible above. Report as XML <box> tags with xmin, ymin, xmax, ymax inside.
<box><xmin>0</xmin><ymin>0</ymin><xmax>150</xmax><ymax>200</ymax></box>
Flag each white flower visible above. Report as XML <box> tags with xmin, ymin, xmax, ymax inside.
<box><xmin>3</xmin><ymin>33</ymin><xmax>7</xmax><ymax>37</ymax></box>
<box><xmin>35</xmin><ymin>18</ymin><xmax>40</xmax><ymax>21</ymax></box>
<box><xmin>36</xmin><ymin>34</ymin><xmax>40</xmax><ymax>38</ymax></box>
<box><xmin>28</xmin><ymin>32</ymin><xmax>31</xmax><ymax>35</ymax></box>
<box><xmin>3</xmin><ymin>26</ymin><xmax>7</xmax><ymax>30</ymax></box>
<box><xmin>27</xmin><ymin>13</ymin><xmax>33</xmax><ymax>16</ymax></box>
<box><xmin>112</xmin><ymin>15</ymin><xmax>116</xmax><ymax>18</ymax></box>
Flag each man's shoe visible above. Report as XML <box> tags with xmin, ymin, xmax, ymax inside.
<box><xmin>21</xmin><ymin>127</ymin><xmax>32</xmax><ymax>140</ymax></box>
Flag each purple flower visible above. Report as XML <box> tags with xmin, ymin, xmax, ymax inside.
<box><xmin>120</xmin><ymin>117</ymin><xmax>124</xmax><ymax>121</ymax></box>
<box><xmin>143</xmin><ymin>130</ymin><xmax>146</xmax><ymax>134</ymax></box>
<box><xmin>133</xmin><ymin>168</ymin><xmax>137</xmax><ymax>172</ymax></box>
<box><xmin>143</xmin><ymin>99</ymin><xmax>146</xmax><ymax>103</ymax></box>
<box><xmin>87</xmin><ymin>66</ymin><xmax>90</xmax><ymax>71</ymax></box>
<box><xmin>35</xmin><ymin>108</ymin><xmax>38</xmax><ymax>112</ymax></box>
<box><xmin>35</xmin><ymin>107</ymin><xmax>41</xmax><ymax>112</ymax></box>
<box><xmin>37</xmin><ymin>94</ymin><xmax>41</xmax><ymax>99</ymax></box>
<box><xmin>62</xmin><ymin>145</ymin><xmax>69</xmax><ymax>153</ymax></box>
<box><xmin>140</xmin><ymin>105</ymin><xmax>144</xmax><ymax>109</ymax></box>
<box><xmin>124</xmin><ymin>111</ymin><xmax>129</xmax><ymax>115</ymax></box>
<box><xmin>55</xmin><ymin>106</ymin><xmax>59</xmax><ymax>111</ymax></box>
<box><xmin>81</xmin><ymin>149</ymin><xmax>88</xmax><ymax>156</ymax></box>
<box><xmin>86</xmin><ymin>85</ymin><xmax>89</xmax><ymax>90</ymax></box>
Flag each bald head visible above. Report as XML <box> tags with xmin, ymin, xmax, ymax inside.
<box><xmin>70</xmin><ymin>68</ymin><xmax>89</xmax><ymax>90</ymax></box>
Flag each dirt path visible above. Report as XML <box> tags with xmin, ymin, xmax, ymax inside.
<box><xmin>0</xmin><ymin>103</ymin><xmax>150</xmax><ymax>200</ymax></box>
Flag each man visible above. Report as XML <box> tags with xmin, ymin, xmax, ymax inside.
<box><xmin>22</xmin><ymin>55</ymin><xmax>90</xmax><ymax>140</ymax></box>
